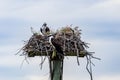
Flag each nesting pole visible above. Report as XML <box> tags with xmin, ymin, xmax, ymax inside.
<box><xmin>19</xmin><ymin>24</ymin><xmax>100</xmax><ymax>80</ymax></box>
<box><xmin>49</xmin><ymin>59</ymin><xmax>63</xmax><ymax>80</ymax></box>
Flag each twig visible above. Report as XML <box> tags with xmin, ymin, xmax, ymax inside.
<box><xmin>74</xmin><ymin>41</ymin><xmax>80</xmax><ymax>65</ymax></box>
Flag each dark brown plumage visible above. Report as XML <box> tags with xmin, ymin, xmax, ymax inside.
<box><xmin>40</xmin><ymin>23</ymin><xmax>50</xmax><ymax>35</ymax></box>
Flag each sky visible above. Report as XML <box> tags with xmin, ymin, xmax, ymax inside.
<box><xmin>0</xmin><ymin>0</ymin><xmax>120</xmax><ymax>80</ymax></box>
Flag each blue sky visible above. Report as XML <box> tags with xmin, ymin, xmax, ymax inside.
<box><xmin>0</xmin><ymin>0</ymin><xmax>120</xmax><ymax>80</ymax></box>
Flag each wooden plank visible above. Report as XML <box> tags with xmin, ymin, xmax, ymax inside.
<box><xmin>27</xmin><ymin>51</ymin><xmax>87</xmax><ymax>57</ymax></box>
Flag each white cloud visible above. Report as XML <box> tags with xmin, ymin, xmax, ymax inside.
<box><xmin>25</xmin><ymin>75</ymin><xmax>49</xmax><ymax>80</ymax></box>
<box><xmin>96</xmin><ymin>75</ymin><xmax>120</xmax><ymax>80</ymax></box>
<box><xmin>0</xmin><ymin>0</ymin><xmax>120</xmax><ymax>24</ymax></box>
<box><xmin>24</xmin><ymin>74</ymin><xmax>120</xmax><ymax>80</ymax></box>
<box><xmin>86</xmin><ymin>0</ymin><xmax>120</xmax><ymax>19</ymax></box>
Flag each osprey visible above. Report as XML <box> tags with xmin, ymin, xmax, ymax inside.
<box><xmin>51</xmin><ymin>37</ymin><xmax>64</xmax><ymax>59</ymax></box>
<box><xmin>40</xmin><ymin>23</ymin><xmax>50</xmax><ymax>36</ymax></box>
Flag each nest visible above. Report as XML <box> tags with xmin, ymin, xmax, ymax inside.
<box><xmin>21</xmin><ymin>26</ymin><xmax>89</xmax><ymax>58</ymax></box>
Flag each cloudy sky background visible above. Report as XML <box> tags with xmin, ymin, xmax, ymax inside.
<box><xmin>0</xmin><ymin>0</ymin><xmax>120</xmax><ymax>80</ymax></box>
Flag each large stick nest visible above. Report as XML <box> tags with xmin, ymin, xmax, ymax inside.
<box><xmin>21</xmin><ymin>26</ymin><xmax>89</xmax><ymax>57</ymax></box>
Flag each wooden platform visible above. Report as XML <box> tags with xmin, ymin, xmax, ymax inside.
<box><xmin>27</xmin><ymin>50</ymin><xmax>88</xmax><ymax>57</ymax></box>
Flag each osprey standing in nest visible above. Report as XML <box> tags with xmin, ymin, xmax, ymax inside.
<box><xmin>40</xmin><ymin>22</ymin><xmax>50</xmax><ymax>36</ymax></box>
<box><xmin>51</xmin><ymin>36</ymin><xmax>64</xmax><ymax>59</ymax></box>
